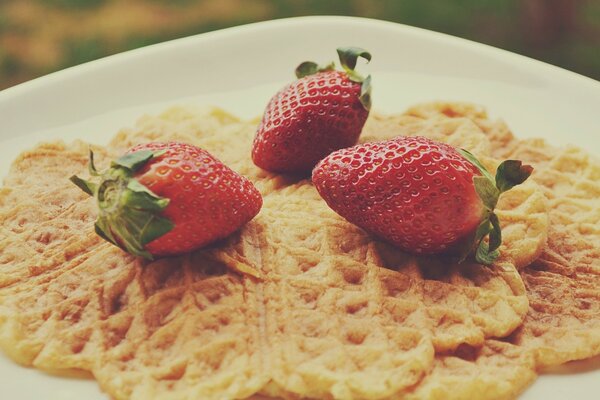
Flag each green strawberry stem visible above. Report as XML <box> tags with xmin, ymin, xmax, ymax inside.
<box><xmin>295</xmin><ymin>61</ymin><xmax>334</xmax><ymax>78</ymax></box>
<box><xmin>70</xmin><ymin>149</ymin><xmax>174</xmax><ymax>260</ymax></box>
<box><xmin>294</xmin><ymin>46</ymin><xmax>372</xmax><ymax>111</ymax></box>
<box><xmin>457</xmin><ymin>149</ymin><xmax>533</xmax><ymax>265</ymax></box>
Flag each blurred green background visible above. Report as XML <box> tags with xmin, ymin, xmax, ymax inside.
<box><xmin>1</xmin><ymin>0</ymin><xmax>599</xmax><ymax>90</ymax></box>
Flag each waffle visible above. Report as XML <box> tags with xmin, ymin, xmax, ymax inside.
<box><xmin>402</xmin><ymin>102</ymin><xmax>600</xmax><ymax>384</ymax></box>
<box><xmin>0</xmin><ymin>142</ymin><xmax>268</xmax><ymax>398</ymax></box>
<box><xmin>402</xmin><ymin>101</ymin><xmax>517</xmax><ymax>159</ymax></box>
<box><xmin>403</xmin><ymin>340</ymin><xmax>537</xmax><ymax>400</ymax></box>
<box><xmin>257</xmin><ymin>183</ymin><xmax>528</xmax><ymax>399</ymax></box>
<box><xmin>0</xmin><ymin>142</ymin><xmax>106</xmax><ymax>290</ymax></box>
<box><xmin>501</xmin><ymin>140</ymin><xmax>600</xmax><ymax>367</ymax></box>
<box><xmin>0</xmin><ymin>107</ymin><xmax>547</xmax><ymax>399</ymax></box>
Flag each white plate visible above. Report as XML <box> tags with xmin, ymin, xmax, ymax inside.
<box><xmin>1</xmin><ymin>16</ymin><xmax>599</xmax><ymax>400</ymax></box>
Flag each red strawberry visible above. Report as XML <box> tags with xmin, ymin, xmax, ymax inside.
<box><xmin>71</xmin><ymin>142</ymin><xmax>262</xmax><ymax>259</ymax></box>
<box><xmin>312</xmin><ymin>136</ymin><xmax>532</xmax><ymax>265</ymax></box>
<box><xmin>252</xmin><ymin>47</ymin><xmax>372</xmax><ymax>174</ymax></box>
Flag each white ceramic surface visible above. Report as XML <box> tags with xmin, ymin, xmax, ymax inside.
<box><xmin>0</xmin><ymin>16</ymin><xmax>599</xmax><ymax>400</ymax></box>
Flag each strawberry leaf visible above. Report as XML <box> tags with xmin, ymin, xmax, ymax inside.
<box><xmin>112</xmin><ymin>149</ymin><xmax>164</xmax><ymax>172</ymax></box>
<box><xmin>337</xmin><ymin>47</ymin><xmax>371</xmax><ymax>71</ymax></box>
<box><xmin>457</xmin><ymin>212</ymin><xmax>500</xmax><ymax>266</ymax></box>
<box><xmin>457</xmin><ymin>216</ymin><xmax>491</xmax><ymax>264</ymax></box>
<box><xmin>337</xmin><ymin>47</ymin><xmax>371</xmax><ymax>85</ymax></box>
<box><xmin>457</xmin><ymin>149</ymin><xmax>495</xmax><ymax>182</ymax></box>
<box><xmin>474</xmin><ymin>215</ymin><xmax>493</xmax><ymax>244</ymax></box>
<box><xmin>94</xmin><ymin>219</ymin><xmax>120</xmax><ymax>248</ymax></box>
<box><xmin>88</xmin><ymin>148</ymin><xmax>100</xmax><ymax>176</ymax></box>
<box><xmin>70</xmin><ymin>175</ymin><xmax>97</xmax><ymax>196</ymax></box>
<box><xmin>295</xmin><ymin>61</ymin><xmax>334</xmax><ymax>78</ymax></box>
<box><xmin>475</xmin><ymin>241</ymin><xmax>500</xmax><ymax>265</ymax></box>
<box><xmin>473</xmin><ymin>176</ymin><xmax>500</xmax><ymax>210</ymax></box>
<box><xmin>108</xmin><ymin>211</ymin><xmax>153</xmax><ymax>259</ymax></box>
<box><xmin>125</xmin><ymin>179</ymin><xmax>170</xmax><ymax>211</ymax></box>
<box><xmin>139</xmin><ymin>215</ymin><xmax>174</xmax><ymax>247</ymax></box>
<box><xmin>295</xmin><ymin>61</ymin><xmax>319</xmax><ymax>78</ymax></box>
<box><xmin>359</xmin><ymin>74</ymin><xmax>372</xmax><ymax>111</ymax></box>
<box><xmin>495</xmin><ymin>160</ymin><xmax>533</xmax><ymax>193</ymax></box>
<box><xmin>488</xmin><ymin>213</ymin><xmax>502</xmax><ymax>252</ymax></box>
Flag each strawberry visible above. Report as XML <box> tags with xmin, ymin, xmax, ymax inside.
<box><xmin>252</xmin><ymin>47</ymin><xmax>372</xmax><ymax>174</ymax></box>
<box><xmin>70</xmin><ymin>142</ymin><xmax>262</xmax><ymax>259</ymax></box>
<box><xmin>312</xmin><ymin>136</ymin><xmax>532</xmax><ymax>265</ymax></box>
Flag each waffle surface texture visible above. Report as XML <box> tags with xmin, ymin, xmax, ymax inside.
<box><xmin>1</xmin><ymin>103</ymin><xmax>590</xmax><ymax>400</ymax></box>
<box><xmin>403</xmin><ymin>102</ymin><xmax>600</xmax><ymax>380</ymax></box>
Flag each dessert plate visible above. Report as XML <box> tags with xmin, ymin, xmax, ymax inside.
<box><xmin>1</xmin><ymin>16</ymin><xmax>599</xmax><ymax>400</ymax></box>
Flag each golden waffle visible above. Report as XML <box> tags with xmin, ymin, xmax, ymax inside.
<box><xmin>400</xmin><ymin>101</ymin><xmax>600</xmax><ymax>392</ymax></box>
<box><xmin>402</xmin><ymin>101</ymin><xmax>517</xmax><ymax>159</ymax></box>
<box><xmin>404</xmin><ymin>101</ymin><xmax>600</xmax><ymax>365</ymax></box>
<box><xmin>0</xmin><ymin>107</ymin><xmax>548</xmax><ymax>399</ymax></box>
<box><xmin>0</xmin><ymin>142</ymin><xmax>107</xmax><ymax>290</ymax></box>
<box><xmin>501</xmin><ymin>140</ymin><xmax>600</xmax><ymax>367</ymax></box>
<box><xmin>0</xmin><ymin>141</ymin><xmax>267</xmax><ymax>398</ymax></box>
<box><xmin>257</xmin><ymin>184</ymin><xmax>527</xmax><ymax>399</ymax></box>
<box><xmin>403</xmin><ymin>340</ymin><xmax>537</xmax><ymax>400</ymax></box>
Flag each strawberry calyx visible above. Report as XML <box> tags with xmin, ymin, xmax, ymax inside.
<box><xmin>457</xmin><ymin>149</ymin><xmax>534</xmax><ymax>265</ymax></box>
<box><xmin>294</xmin><ymin>61</ymin><xmax>335</xmax><ymax>78</ymax></box>
<box><xmin>294</xmin><ymin>46</ymin><xmax>372</xmax><ymax>110</ymax></box>
<box><xmin>70</xmin><ymin>149</ymin><xmax>174</xmax><ymax>260</ymax></box>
